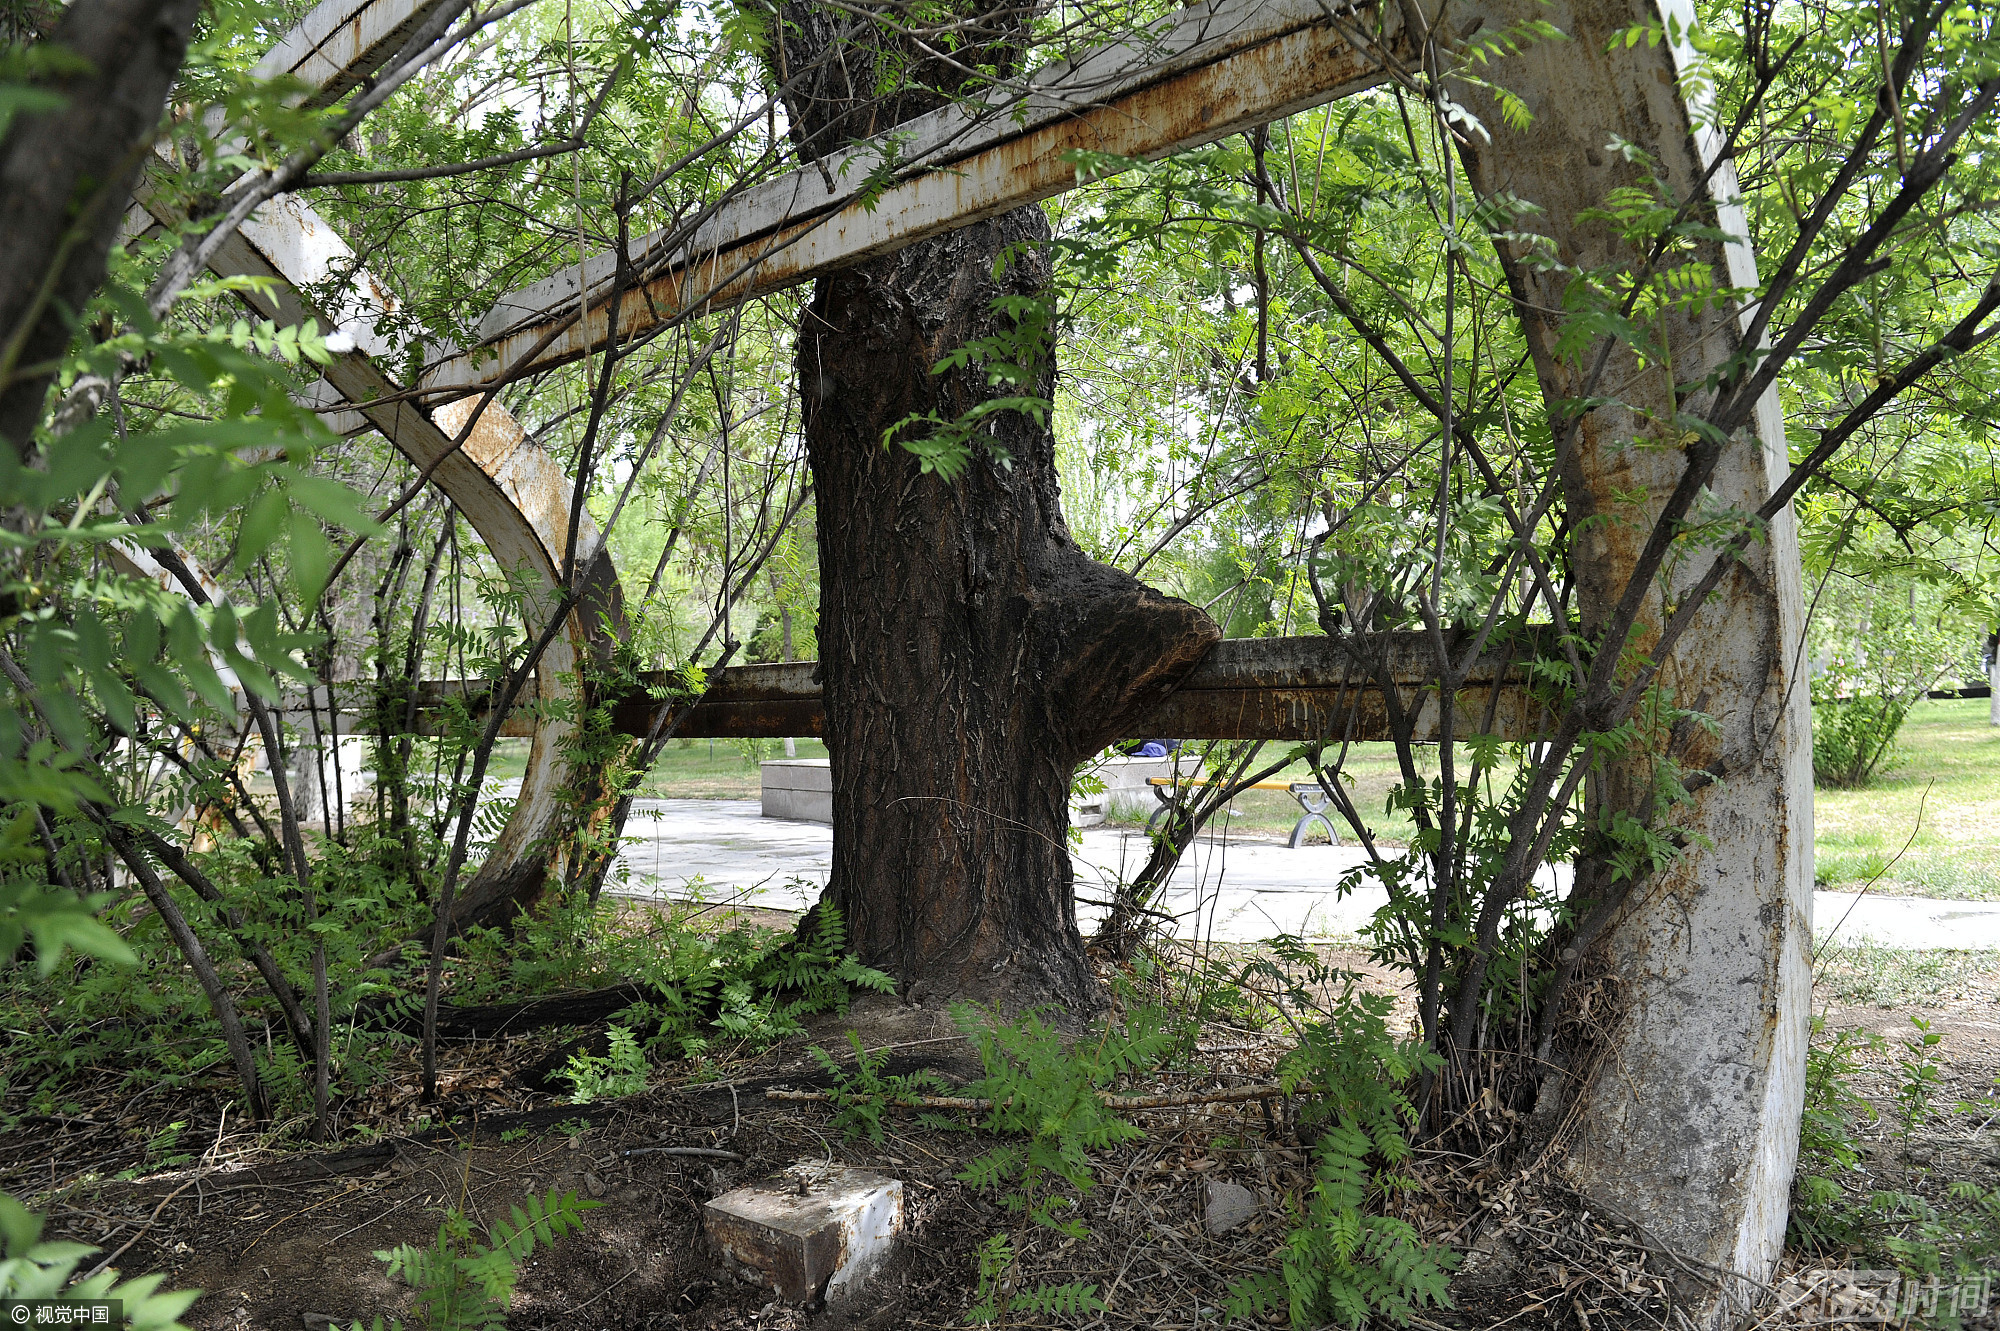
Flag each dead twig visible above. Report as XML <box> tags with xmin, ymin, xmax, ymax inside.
<box><xmin>77</xmin><ymin>1176</ymin><xmax>198</xmax><ymax>1281</ymax></box>
<box><xmin>764</xmin><ymin>1081</ymin><xmax>1300</xmax><ymax>1112</ymax></box>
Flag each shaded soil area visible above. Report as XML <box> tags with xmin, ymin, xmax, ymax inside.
<box><xmin>5</xmin><ymin>953</ymin><xmax>1998</xmax><ymax>1329</ymax></box>
<box><xmin>5</xmin><ymin>979</ymin><xmax>1329</xmax><ymax>1330</ymax></box>
<box><xmin>18</xmin><ymin>1028</ymin><xmax>1335</xmax><ymax>1330</ymax></box>
<box><xmin>111</xmin><ymin>1088</ymin><xmax>996</xmax><ymax>1331</ymax></box>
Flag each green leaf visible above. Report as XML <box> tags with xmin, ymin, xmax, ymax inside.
<box><xmin>235</xmin><ymin>487</ymin><xmax>289</xmax><ymax>571</ymax></box>
<box><xmin>287</xmin><ymin>507</ymin><xmax>331</xmax><ymax>602</ymax></box>
<box><xmin>0</xmin><ymin>1191</ymin><xmax>45</xmax><ymax>1257</ymax></box>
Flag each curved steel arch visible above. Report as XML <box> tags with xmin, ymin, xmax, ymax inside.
<box><xmin>131</xmin><ymin>0</ymin><xmax>624</xmax><ymax>921</ymax></box>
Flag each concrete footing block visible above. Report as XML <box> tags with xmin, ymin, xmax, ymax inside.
<box><xmin>760</xmin><ymin>759</ymin><xmax>833</xmax><ymax>823</ymax></box>
<box><xmin>704</xmin><ymin>1164</ymin><xmax>903</xmax><ymax>1304</ymax></box>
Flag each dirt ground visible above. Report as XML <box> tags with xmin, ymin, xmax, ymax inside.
<box><xmin>114</xmin><ymin>1087</ymin><xmax>996</xmax><ymax>1330</ymax></box>
<box><xmin>15</xmin><ymin>1007</ymin><xmax>1310</xmax><ymax>1331</ymax></box>
<box><xmin>6</xmin><ymin>952</ymin><xmax>1998</xmax><ymax>1330</ymax></box>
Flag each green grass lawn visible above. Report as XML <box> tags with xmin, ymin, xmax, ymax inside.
<box><xmin>1814</xmin><ymin>696</ymin><xmax>2000</xmax><ymax>900</ymax></box>
<box><xmin>638</xmin><ymin>737</ymin><xmax>830</xmax><ymax>798</ymax></box>
<box><xmin>1135</xmin><ymin>700</ymin><xmax>2000</xmax><ymax>898</ymax></box>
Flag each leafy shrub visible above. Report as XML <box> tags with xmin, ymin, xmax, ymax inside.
<box><xmin>469</xmin><ymin>896</ymin><xmax>893</xmax><ymax>1059</ymax></box>
<box><xmin>511</xmin><ymin>900</ymin><xmax>896</xmax><ymax>1067</ymax></box>
<box><xmin>0</xmin><ymin>878</ymin><xmax>134</xmax><ymax>978</ymax></box>
<box><xmin>562</xmin><ymin>1024</ymin><xmax>649</xmax><ymax>1104</ymax></box>
<box><xmin>1226</xmin><ymin>949</ymin><xmax>1456</xmax><ymax>1328</ymax></box>
<box><xmin>1895</xmin><ymin>1017</ymin><xmax>1945</xmax><ymax>1139</ymax></box>
<box><xmin>1812</xmin><ymin>692</ymin><xmax>1913</xmax><ymax>788</ymax></box>
<box><xmin>705</xmin><ymin>904</ymin><xmax>896</xmax><ymax>1047</ymax></box>
<box><xmin>0</xmin><ymin>817</ymin><xmax>434</xmax><ymax>1121</ymax></box>
<box><xmin>359</xmin><ymin>1188</ymin><xmax>599</xmax><ymax>1330</ymax></box>
<box><xmin>2</xmin><ymin>874</ymin><xmax>891</xmax><ymax>1129</ymax></box>
<box><xmin>1807</xmin><ymin>573</ymin><xmax>1972</xmax><ymax>788</ymax></box>
<box><xmin>1790</xmin><ymin>1018</ymin><xmax>2000</xmax><ymax>1321</ymax></box>
<box><xmin>730</xmin><ymin>737</ymin><xmax>775</xmax><ymax>767</ymax></box>
<box><xmin>948</xmin><ymin>1001</ymin><xmax>1176</xmax><ymax>1325</ymax></box>
<box><xmin>1790</xmin><ymin>1018</ymin><xmax>1880</xmax><ymax>1249</ymax></box>
<box><xmin>965</xmin><ymin>1232</ymin><xmax>1105</xmax><ymax>1324</ymax></box>
<box><xmin>539</xmin><ymin>904</ymin><xmax>899</xmax><ymax>1103</ymax></box>
<box><xmin>952</xmin><ymin>1000</ymin><xmax>1176</xmax><ymax>1230</ymax></box>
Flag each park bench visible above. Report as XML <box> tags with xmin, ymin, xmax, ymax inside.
<box><xmin>1144</xmin><ymin>776</ymin><xmax>1341</xmax><ymax>849</ymax></box>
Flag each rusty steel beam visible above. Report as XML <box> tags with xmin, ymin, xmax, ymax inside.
<box><xmin>408</xmin><ymin>635</ymin><xmax>1551</xmax><ymax>744</ymax></box>
<box><xmin>255</xmin><ymin>0</ymin><xmax>466</xmax><ymax>109</ymax></box>
<box><xmin>422</xmin><ymin>0</ymin><xmax>1404</xmax><ymax>396</ymax></box>
<box><xmin>1145</xmin><ymin>634</ymin><xmax>1546</xmax><ymax>742</ymax></box>
<box><xmin>413</xmin><ymin>661</ymin><xmax>823</xmax><ymax>740</ymax></box>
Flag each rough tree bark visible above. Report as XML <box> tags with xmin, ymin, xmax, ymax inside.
<box><xmin>1450</xmin><ymin>0</ymin><xmax>1811</xmax><ymax>1317</ymax></box>
<box><xmin>0</xmin><ymin>0</ymin><xmax>204</xmax><ymax>458</ymax></box>
<box><xmin>772</xmin><ymin>4</ymin><xmax>1219</xmax><ymax>1012</ymax></box>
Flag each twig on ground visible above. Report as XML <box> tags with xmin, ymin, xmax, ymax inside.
<box><xmin>77</xmin><ymin>1176</ymin><xmax>198</xmax><ymax>1281</ymax></box>
<box><xmin>765</xmin><ymin>1081</ymin><xmax>1299</xmax><ymax>1112</ymax></box>
<box><xmin>618</xmin><ymin>1145</ymin><xmax>745</xmax><ymax>1161</ymax></box>
<box><xmin>324</xmin><ymin>1192</ymin><xmax>423</xmax><ymax>1245</ymax></box>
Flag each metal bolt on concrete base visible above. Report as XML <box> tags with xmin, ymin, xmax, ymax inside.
<box><xmin>704</xmin><ymin>1164</ymin><xmax>904</xmax><ymax>1304</ymax></box>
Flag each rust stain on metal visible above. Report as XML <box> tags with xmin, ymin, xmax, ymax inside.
<box><xmin>428</xmin><ymin>20</ymin><xmax>1401</xmax><ymax>392</ymax></box>
<box><xmin>268</xmin><ymin>0</ymin><xmax>456</xmax><ymax>109</ymax></box>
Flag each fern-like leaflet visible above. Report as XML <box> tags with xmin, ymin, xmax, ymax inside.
<box><xmin>1219</xmin><ymin>976</ymin><xmax>1457</xmax><ymax>1327</ymax></box>
<box><xmin>368</xmin><ymin>1186</ymin><xmax>599</xmax><ymax>1330</ymax></box>
<box><xmin>808</xmin><ymin>1031</ymin><xmax>953</xmax><ymax>1145</ymax></box>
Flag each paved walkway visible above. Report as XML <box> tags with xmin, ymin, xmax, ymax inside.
<box><xmin>1813</xmin><ymin>891</ymin><xmax>2000</xmax><ymax>950</ymax></box>
<box><xmin>601</xmin><ymin>799</ymin><xmax>2000</xmax><ymax>949</ymax></box>
<box><xmin>609</xmin><ymin>798</ymin><xmax>1408</xmax><ymax>939</ymax></box>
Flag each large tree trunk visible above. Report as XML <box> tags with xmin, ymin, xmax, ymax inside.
<box><xmin>0</xmin><ymin>0</ymin><xmax>203</xmax><ymax>458</ymax></box>
<box><xmin>1452</xmin><ymin>0</ymin><xmax>1811</xmax><ymax>1318</ymax></box>
<box><xmin>776</xmin><ymin>7</ymin><xmax>1218</xmax><ymax>1012</ymax></box>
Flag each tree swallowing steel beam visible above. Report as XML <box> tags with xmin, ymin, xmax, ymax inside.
<box><xmin>167</xmin><ymin>2</ymin><xmax>1809</xmax><ymax>1309</ymax></box>
<box><xmin>410</xmin><ymin>633</ymin><xmax>1550</xmax><ymax>743</ymax></box>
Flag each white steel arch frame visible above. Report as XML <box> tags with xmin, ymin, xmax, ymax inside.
<box><xmin>134</xmin><ymin>0</ymin><xmax>624</xmax><ymax>917</ymax></box>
